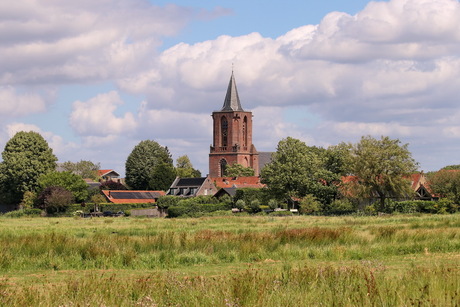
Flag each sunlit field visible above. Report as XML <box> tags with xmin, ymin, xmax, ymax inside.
<box><xmin>0</xmin><ymin>214</ymin><xmax>459</xmax><ymax>306</ymax></box>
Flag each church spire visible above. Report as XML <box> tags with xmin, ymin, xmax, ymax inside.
<box><xmin>221</xmin><ymin>71</ymin><xmax>244</xmax><ymax>111</ymax></box>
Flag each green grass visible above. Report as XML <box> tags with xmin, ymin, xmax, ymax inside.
<box><xmin>0</xmin><ymin>214</ymin><xmax>459</xmax><ymax>306</ymax></box>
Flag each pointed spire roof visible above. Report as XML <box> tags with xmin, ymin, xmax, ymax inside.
<box><xmin>221</xmin><ymin>72</ymin><xmax>244</xmax><ymax>111</ymax></box>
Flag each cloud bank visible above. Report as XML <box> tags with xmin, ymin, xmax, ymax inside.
<box><xmin>2</xmin><ymin>0</ymin><xmax>460</xmax><ymax>174</ymax></box>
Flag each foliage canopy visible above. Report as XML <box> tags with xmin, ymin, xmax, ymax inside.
<box><xmin>261</xmin><ymin>137</ymin><xmax>338</xmax><ymax>205</ymax></box>
<box><xmin>125</xmin><ymin>140</ymin><xmax>175</xmax><ymax>190</ymax></box>
<box><xmin>347</xmin><ymin>135</ymin><xmax>418</xmax><ymax>210</ymax></box>
<box><xmin>0</xmin><ymin>131</ymin><xmax>57</xmax><ymax>204</ymax></box>
<box><xmin>38</xmin><ymin>171</ymin><xmax>89</xmax><ymax>203</ymax></box>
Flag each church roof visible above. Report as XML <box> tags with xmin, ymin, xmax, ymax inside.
<box><xmin>221</xmin><ymin>72</ymin><xmax>244</xmax><ymax>111</ymax></box>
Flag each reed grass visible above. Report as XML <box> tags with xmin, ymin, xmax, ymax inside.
<box><xmin>0</xmin><ymin>214</ymin><xmax>458</xmax><ymax>306</ymax></box>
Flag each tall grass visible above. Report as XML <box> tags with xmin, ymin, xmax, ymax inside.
<box><xmin>0</xmin><ymin>214</ymin><xmax>458</xmax><ymax>305</ymax></box>
<box><xmin>1</xmin><ymin>264</ymin><xmax>458</xmax><ymax>306</ymax></box>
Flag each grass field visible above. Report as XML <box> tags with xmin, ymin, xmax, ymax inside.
<box><xmin>0</xmin><ymin>214</ymin><xmax>459</xmax><ymax>306</ymax></box>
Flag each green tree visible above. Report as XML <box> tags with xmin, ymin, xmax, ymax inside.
<box><xmin>0</xmin><ymin>131</ymin><xmax>57</xmax><ymax>204</ymax></box>
<box><xmin>299</xmin><ymin>194</ymin><xmax>322</xmax><ymax>215</ymax></box>
<box><xmin>125</xmin><ymin>140</ymin><xmax>175</xmax><ymax>190</ymax></box>
<box><xmin>261</xmin><ymin>137</ymin><xmax>338</xmax><ymax>206</ymax></box>
<box><xmin>225</xmin><ymin>163</ymin><xmax>255</xmax><ymax>177</ymax></box>
<box><xmin>149</xmin><ymin>161</ymin><xmax>177</xmax><ymax>191</ymax></box>
<box><xmin>38</xmin><ymin>171</ymin><xmax>89</xmax><ymax>203</ymax></box>
<box><xmin>325</xmin><ymin>142</ymin><xmax>353</xmax><ymax>176</ymax></box>
<box><xmin>175</xmin><ymin>155</ymin><xmax>201</xmax><ymax>178</ymax></box>
<box><xmin>427</xmin><ymin>170</ymin><xmax>460</xmax><ymax>204</ymax></box>
<box><xmin>60</xmin><ymin>160</ymin><xmax>100</xmax><ymax>180</ymax></box>
<box><xmin>441</xmin><ymin>164</ymin><xmax>460</xmax><ymax>170</ymax></box>
<box><xmin>348</xmin><ymin>135</ymin><xmax>418</xmax><ymax>211</ymax></box>
<box><xmin>36</xmin><ymin>186</ymin><xmax>74</xmax><ymax>213</ymax></box>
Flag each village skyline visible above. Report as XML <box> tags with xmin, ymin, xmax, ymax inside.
<box><xmin>2</xmin><ymin>0</ymin><xmax>460</xmax><ymax>176</ymax></box>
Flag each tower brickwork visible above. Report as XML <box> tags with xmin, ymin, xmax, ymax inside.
<box><xmin>209</xmin><ymin>73</ymin><xmax>259</xmax><ymax>177</ymax></box>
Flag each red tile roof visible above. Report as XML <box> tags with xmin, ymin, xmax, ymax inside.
<box><xmin>211</xmin><ymin>176</ymin><xmax>266</xmax><ymax>189</ymax></box>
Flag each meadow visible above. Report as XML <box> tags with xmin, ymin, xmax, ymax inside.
<box><xmin>0</xmin><ymin>214</ymin><xmax>459</xmax><ymax>306</ymax></box>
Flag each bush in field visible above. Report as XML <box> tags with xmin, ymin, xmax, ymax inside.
<box><xmin>327</xmin><ymin>199</ymin><xmax>356</xmax><ymax>215</ymax></box>
<box><xmin>156</xmin><ymin>195</ymin><xmax>181</xmax><ymax>208</ymax></box>
<box><xmin>299</xmin><ymin>194</ymin><xmax>322</xmax><ymax>215</ymax></box>
<box><xmin>235</xmin><ymin>199</ymin><xmax>245</xmax><ymax>212</ymax></box>
<box><xmin>391</xmin><ymin>200</ymin><xmax>458</xmax><ymax>214</ymax></box>
<box><xmin>218</xmin><ymin>194</ymin><xmax>232</xmax><ymax>206</ymax></box>
<box><xmin>19</xmin><ymin>191</ymin><xmax>37</xmax><ymax>209</ymax></box>
<box><xmin>167</xmin><ymin>202</ymin><xmax>231</xmax><ymax>218</ymax></box>
<box><xmin>36</xmin><ymin>186</ymin><xmax>74</xmax><ymax>213</ymax></box>
<box><xmin>268</xmin><ymin>199</ymin><xmax>279</xmax><ymax>210</ymax></box>
<box><xmin>246</xmin><ymin>199</ymin><xmax>261</xmax><ymax>214</ymax></box>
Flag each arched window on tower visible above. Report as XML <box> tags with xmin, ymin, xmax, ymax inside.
<box><xmin>243</xmin><ymin>116</ymin><xmax>248</xmax><ymax>149</ymax></box>
<box><xmin>221</xmin><ymin>116</ymin><xmax>228</xmax><ymax>148</ymax></box>
<box><xmin>219</xmin><ymin>159</ymin><xmax>228</xmax><ymax>177</ymax></box>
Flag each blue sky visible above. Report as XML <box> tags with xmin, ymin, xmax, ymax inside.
<box><xmin>2</xmin><ymin>0</ymin><xmax>460</xmax><ymax>176</ymax></box>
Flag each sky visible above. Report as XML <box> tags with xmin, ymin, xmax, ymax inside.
<box><xmin>2</xmin><ymin>0</ymin><xmax>460</xmax><ymax>176</ymax></box>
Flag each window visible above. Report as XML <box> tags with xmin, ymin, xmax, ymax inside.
<box><xmin>221</xmin><ymin>116</ymin><xmax>228</xmax><ymax>147</ymax></box>
<box><xmin>220</xmin><ymin>159</ymin><xmax>228</xmax><ymax>177</ymax></box>
<box><xmin>243</xmin><ymin>116</ymin><xmax>247</xmax><ymax>147</ymax></box>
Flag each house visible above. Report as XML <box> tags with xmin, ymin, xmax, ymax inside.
<box><xmin>98</xmin><ymin>169</ymin><xmax>121</xmax><ymax>182</ymax></box>
<box><xmin>167</xmin><ymin>176</ymin><xmax>218</xmax><ymax>197</ymax></box>
<box><xmin>102</xmin><ymin>190</ymin><xmax>165</xmax><ymax>204</ymax></box>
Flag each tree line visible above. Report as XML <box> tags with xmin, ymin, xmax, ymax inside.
<box><xmin>1</xmin><ymin>131</ymin><xmax>459</xmax><ymax>215</ymax></box>
<box><xmin>0</xmin><ymin>132</ymin><xmax>200</xmax><ymax>213</ymax></box>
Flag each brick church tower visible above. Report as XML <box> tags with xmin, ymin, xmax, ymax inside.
<box><xmin>209</xmin><ymin>72</ymin><xmax>259</xmax><ymax>177</ymax></box>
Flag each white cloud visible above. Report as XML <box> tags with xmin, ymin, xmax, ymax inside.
<box><xmin>0</xmin><ymin>86</ymin><xmax>47</xmax><ymax>116</ymax></box>
<box><xmin>70</xmin><ymin>91</ymin><xmax>137</xmax><ymax>136</ymax></box>
<box><xmin>0</xmin><ymin>0</ymin><xmax>196</xmax><ymax>85</ymax></box>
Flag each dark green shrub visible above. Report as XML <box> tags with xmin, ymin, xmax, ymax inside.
<box><xmin>327</xmin><ymin>199</ymin><xmax>356</xmax><ymax>215</ymax></box>
<box><xmin>167</xmin><ymin>202</ymin><xmax>231</xmax><ymax>218</ymax></box>
<box><xmin>156</xmin><ymin>195</ymin><xmax>181</xmax><ymax>208</ymax></box>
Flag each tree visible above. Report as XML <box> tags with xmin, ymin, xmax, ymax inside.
<box><xmin>61</xmin><ymin>160</ymin><xmax>100</xmax><ymax>180</ymax></box>
<box><xmin>36</xmin><ymin>186</ymin><xmax>74</xmax><ymax>213</ymax></box>
<box><xmin>125</xmin><ymin>140</ymin><xmax>175</xmax><ymax>190</ymax></box>
<box><xmin>348</xmin><ymin>135</ymin><xmax>418</xmax><ymax>211</ymax></box>
<box><xmin>261</xmin><ymin>137</ymin><xmax>338</xmax><ymax>206</ymax></box>
<box><xmin>175</xmin><ymin>155</ymin><xmax>201</xmax><ymax>178</ymax></box>
<box><xmin>427</xmin><ymin>170</ymin><xmax>460</xmax><ymax>204</ymax></box>
<box><xmin>149</xmin><ymin>161</ymin><xmax>177</xmax><ymax>191</ymax></box>
<box><xmin>225</xmin><ymin>163</ymin><xmax>255</xmax><ymax>177</ymax></box>
<box><xmin>325</xmin><ymin>142</ymin><xmax>353</xmax><ymax>176</ymax></box>
<box><xmin>0</xmin><ymin>131</ymin><xmax>57</xmax><ymax>204</ymax></box>
<box><xmin>441</xmin><ymin>164</ymin><xmax>460</xmax><ymax>170</ymax></box>
<box><xmin>299</xmin><ymin>194</ymin><xmax>322</xmax><ymax>215</ymax></box>
<box><xmin>38</xmin><ymin>171</ymin><xmax>89</xmax><ymax>203</ymax></box>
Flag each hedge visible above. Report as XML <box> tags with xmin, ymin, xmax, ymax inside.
<box><xmin>167</xmin><ymin>202</ymin><xmax>232</xmax><ymax>218</ymax></box>
<box><xmin>64</xmin><ymin>203</ymin><xmax>156</xmax><ymax>215</ymax></box>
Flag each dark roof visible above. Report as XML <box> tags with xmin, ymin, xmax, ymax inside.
<box><xmin>175</xmin><ymin>177</ymin><xmax>207</xmax><ymax>187</ymax></box>
<box><xmin>221</xmin><ymin>72</ymin><xmax>244</xmax><ymax>112</ymax></box>
<box><xmin>219</xmin><ymin>187</ymin><xmax>237</xmax><ymax>197</ymax></box>
<box><xmin>258</xmin><ymin>151</ymin><xmax>274</xmax><ymax>171</ymax></box>
<box><xmin>109</xmin><ymin>191</ymin><xmax>164</xmax><ymax>199</ymax></box>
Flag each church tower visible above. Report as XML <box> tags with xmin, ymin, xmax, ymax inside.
<box><xmin>209</xmin><ymin>72</ymin><xmax>259</xmax><ymax>177</ymax></box>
